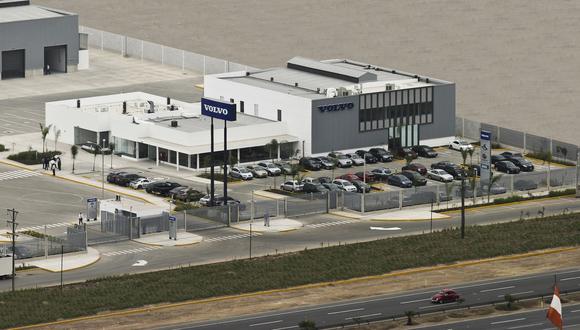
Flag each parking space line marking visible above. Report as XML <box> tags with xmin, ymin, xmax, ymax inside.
<box><xmin>480</xmin><ymin>285</ymin><xmax>515</xmax><ymax>292</ymax></box>
<box><xmin>249</xmin><ymin>319</ymin><xmax>282</xmax><ymax>327</ymax></box>
<box><xmin>491</xmin><ymin>317</ymin><xmax>526</xmax><ymax>325</ymax></box>
<box><xmin>18</xmin><ymin>222</ymin><xmax>74</xmax><ymax>232</ymax></box>
<box><xmin>328</xmin><ymin>308</ymin><xmax>364</xmax><ymax>315</ymax></box>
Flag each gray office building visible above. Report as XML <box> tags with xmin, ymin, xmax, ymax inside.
<box><xmin>0</xmin><ymin>0</ymin><xmax>79</xmax><ymax>79</ymax></box>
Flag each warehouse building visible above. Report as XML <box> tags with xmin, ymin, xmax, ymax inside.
<box><xmin>204</xmin><ymin>57</ymin><xmax>455</xmax><ymax>156</ymax></box>
<box><xmin>0</xmin><ymin>0</ymin><xmax>83</xmax><ymax>79</ymax></box>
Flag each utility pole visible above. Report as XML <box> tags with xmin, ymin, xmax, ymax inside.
<box><xmin>101</xmin><ymin>139</ymin><xmax>106</xmax><ymax>200</ymax></box>
<box><xmin>60</xmin><ymin>245</ymin><xmax>64</xmax><ymax>290</ymax></box>
<box><xmin>6</xmin><ymin>208</ymin><xmax>18</xmax><ymax>292</ymax></box>
<box><xmin>430</xmin><ymin>199</ymin><xmax>433</xmax><ymax>234</ymax></box>
<box><xmin>460</xmin><ymin>176</ymin><xmax>466</xmax><ymax>239</ymax></box>
<box><xmin>249</xmin><ymin>223</ymin><xmax>253</xmax><ymax>260</ymax></box>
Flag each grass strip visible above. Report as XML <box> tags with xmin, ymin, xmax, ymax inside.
<box><xmin>0</xmin><ymin>215</ymin><xmax>579</xmax><ymax>328</ymax></box>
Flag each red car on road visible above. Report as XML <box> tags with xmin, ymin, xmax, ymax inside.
<box><xmin>336</xmin><ymin>173</ymin><xmax>361</xmax><ymax>182</ymax></box>
<box><xmin>431</xmin><ymin>289</ymin><xmax>461</xmax><ymax>304</ymax></box>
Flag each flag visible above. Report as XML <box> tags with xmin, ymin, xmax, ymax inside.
<box><xmin>547</xmin><ymin>285</ymin><xmax>563</xmax><ymax>330</ymax></box>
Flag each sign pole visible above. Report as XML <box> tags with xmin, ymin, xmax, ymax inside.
<box><xmin>210</xmin><ymin>117</ymin><xmax>215</xmax><ymax>206</ymax></box>
<box><xmin>224</xmin><ymin>120</ymin><xmax>228</xmax><ymax>204</ymax></box>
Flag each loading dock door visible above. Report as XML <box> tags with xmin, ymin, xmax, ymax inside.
<box><xmin>44</xmin><ymin>45</ymin><xmax>67</xmax><ymax>74</ymax></box>
<box><xmin>1</xmin><ymin>49</ymin><xmax>25</xmax><ymax>79</ymax></box>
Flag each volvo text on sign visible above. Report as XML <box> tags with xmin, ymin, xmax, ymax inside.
<box><xmin>201</xmin><ymin>97</ymin><xmax>237</xmax><ymax>121</ymax></box>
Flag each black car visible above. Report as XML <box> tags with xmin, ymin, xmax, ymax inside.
<box><xmin>322</xmin><ymin>183</ymin><xmax>341</xmax><ymax>191</ymax></box>
<box><xmin>495</xmin><ymin>160</ymin><xmax>521</xmax><ymax>174</ymax></box>
<box><xmin>491</xmin><ymin>154</ymin><xmax>507</xmax><ymax>165</ymax></box>
<box><xmin>316</xmin><ymin>176</ymin><xmax>333</xmax><ymax>184</ymax></box>
<box><xmin>116</xmin><ymin>173</ymin><xmax>144</xmax><ymax>187</ymax></box>
<box><xmin>170</xmin><ymin>187</ymin><xmax>204</xmax><ymax>202</ymax></box>
<box><xmin>299</xmin><ymin>157</ymin><xmax>322</xmax><ymax>171</ymax></box>
<box><xmin>387</xmin><ymin>174</ymin><xmax>413</xmax><ymax>188</ymax></box>
<box><xmin>443</xmin><ymin>165</ymin><xmax>466</xmax><ymax>180</ymax></box>
<box><xmin>401</xmin><ymin>171</ymin><xmax>427</xmax><ymax>186</ymax></box>
<box><xmin>368</xmin><ymin>148</ymin><xmax>394</xmax><ymax>162</ymax></box>
<box><xmin>274</xmin><ymin>162</ymin><xmax>294</xmax><ymax>175</ymax></box>
<box><xmin>351</xmin><ymin>180</ymin><xmax>371</xmax><ymax>193</ymax></box>
<box><xmin>313</xmin><ymin>157</ymin><xmax>335</xmax><ymax>170</ymax></box>
<box><xmin>146</xmin><ymin>181</ymin><xmax>181</xmax><ymax>196</ymax></box>
<box><xmin>506</xmin><ymin>157</ymin><xmax>534</xmax><ymax>172</ymax></box>
<box><xmin>430</xmin><ymin>161</ymin><xmax>455</xmax><ymax>170</ymax></box>
<box><xmin>303</xmin><ymin>182</ymin><xmax>329</xmax><ymax>193</ymax></box>
<box><xmin>106</xmin><ymin>171</ymin><xmax>127</xmax><ymax>183</ymax></box>
<box><xmin>412</xmin><ymin>145</ymin><xmax>438</xmax><ymax>158</ymax></box>
<box><xmin>397</xmin><ymin>147</ymin><xmax>418</xmax><ymax>159</ymax></box>
<box><xmin>355</xmin><ymin>150</ymin><xmax>378</xmax><ymax>164</ymax></box>
<box><xmin>500</xmin><ymin>151</ymin><xmax>524</xmax><ymax>159</ymax></box>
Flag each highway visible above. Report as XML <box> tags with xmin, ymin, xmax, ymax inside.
<box><xmin>161</xmin><ymin>269</ymin><xmax>580</xmax><ymax>330</ymax></box>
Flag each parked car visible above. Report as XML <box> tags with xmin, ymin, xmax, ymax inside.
<box><xmin>449</xmin><ymin>139</ymin><xmax>474</xmax><ymax>151</ymax></box>
<box><xmin>431</xmin><ymin>161</ymin><xmax>455</xmax><ymax>170</ymax></box>
<box><xmin>397</xmin><ymin>147</ymin><xmax>418</xmax><ymax>159</ymax></box>
<box><xmin>444</xmin><ymin>165</ymin><xmax>467</xmax><ymax>180</ymax></box>
<box><xmin>401</xmin><ymin>163</ymin><xmax>427</xmax><ymax>175</ymax></box>
<box><xmin>303</xmin><ymin>182</ymin><xmax>329</xmax><ymax>193</ymax></box>
<box><xmin>129</xmin><ymin>177</ymin><xmax>164</xmax><ymax>189</ymax></box>
<box><xmin>355</xmin><ymin>150</ymin><xmax>378</xmax><ymax>164</ymax></box>
<box><xmin>246</xmin><ymin>165</ymin><xmax>268</xmax><ymax>178</ymax></box>
<box><xmin>500</xmin><ymin>151</ymin><xmax>524</xmax><ymax>158</ymax></box>
<box><xmin>328</xmin><ymin>151</ymin><xmax>344</xmax><ymax>158</ymax></box>
<box><xmin>312</xmin><ymin>157</ymin><xmax>335</xmax><ymax>170</ymax></box>
<box><xmin>301</xmin><ymin>177</ymin><xmax>316</xmax><ymax>184</ymax></box>
<box><xmin>146</xmin><ymin>181</ymin><xmax>181</xmax><ymax>196</ymax></box>
<box><xmin>351</xmin><ymin>180</ymin><xmax>371</xmax><ymax>193</ymax></box>
<box><xmin>107</xmin><ymin>171</ymin><xmax>127</xmax><ymax>184</ymax></box>
<box><xmin>170</xmin><ymin>187</ymin><xmax>204</xmax><ymax>202</ymax></box>
<box><xmin>401</xmin><ymin>171</ymin><xmax>427</xmax><ymax>186</ymax></box>
<box><xmin>368</xmin><ymin>148</ymin><xmax>394</xmax><ymax>162</ymax></box>
<box><xmin>337</xmin><ymin>173</ymin><xmax>361</xmax><ymax>182</ymax></box>
<box><xmin>371</xmin><ymin>167</ymin><xmax>393</xmax><ymax>180</ymax></box>
<box><xmin>354</xmin><ymin>171</ymin><xmax>375</xmax><ymax>183</ymax></box>
<box><xmin>514</xmin><ymin>179</ymin><xmax>538</xmax><ymax>191</ymax></box>
<box><xmin>199</xmin><ymin>195</ymin><xmax>239</xmax><ymax>206</ymax></box>
<box><xmin>280</xmin><ymin>180</ymin><xmax>304</xmax><ymax>192</ymax></box>
<box><xmin>328</xmin><ymin>154</ymin><xmax>353</xmax><ymax>168</ymax></box>
<box><xmin>431</xmin><ymin>289</ymin><xmax>461</xmax><ymax>304</ymax></box>
<box><xmin>316</xmin><ymin>176</ymin><xmax>333</xmax><ymax>184</ymax></box>
<box><xmin>345</xmin><ymin>153</ymin><xmax>365</xmax><ymax>166</ymax></box>
<box><xmin>299</xmin><ymin>157</ymin><xmax>322</xmax><ymax>171</ymax></box>
<box><xmin>387</xmin><ymin>174</ymin><xmax>413</xmax><ymax>188</ymax></box>
<box><xmin>116</xmin><ymin>173</ymin><xmax>144</xmax><ymax>187</ymax></box>
<box><xmin>495</xmin><ymin>160</ymin><xmax>521</xmax><ymax>174</ymax></box>
<box><xmin>506</xmin><ymin>157</ymin><xmax>534</xmax><ymax>172</ymax></box>
<box><xmin>322</xmin><ymin>182</ymin><xmax>341</xmax><ymax>191</ymax></box>
<box><xmin>81</xmin><ymin>142</ymin><xmax>99</xmax><ymax>153</ymax></box>
<box><xmin>229</xmin><ymin>166</ymin><xmax>254</xmax><ymax>180</ymax></box>
<box><xmin>412</xmin><ymin>145</ymin><xmax>438</xmax><ymax>158</ymax></box>
<box><xmin>427</xmin><ymin>169</ymin><xmax>454</xmax><ymax>182</ymax></box>
<box><xmin>274</xmin><ymin>162</ymin><xmax>294</xmax><ymax>175</ymax></box>
<box><xmin>491</xmin><ymin>154</ymin><xmax>507</xmax><ymax>165</ymax></box>
<box><xmin>257</xmin><ymin>161</ymin><xmax>282</xmax><ymax>176</ymax></box>
<box><xmin>332</xmin><ymin>179</ymin><xmax>357</xmax><ymax>192</ymax></box>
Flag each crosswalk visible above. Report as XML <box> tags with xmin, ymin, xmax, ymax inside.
<box><xmin>18</xmin><ymin>222</ymin><xmax>73</xmax><ymax>232</ymax></box>
<box><xmin>0</xmin><ymin>170</ymin><xmax>41</xmax><ymax>182</ymax></box>
<box><xmin>103</xmin><ymin>246</ymin><xmax>162</xmax><ymax>257</ymax></box>
<box><xmin>203</xmin><ymin>233</ymin><xmax>261</xmax><ymax>243</ymax></box>
<box><xmin>305</xmin><ymin>219</ymin><xmax>357</xmax><ymax>229</ymax></box>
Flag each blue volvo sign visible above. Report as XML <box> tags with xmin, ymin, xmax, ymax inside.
<box><xmin>318</xmin><ymin>102</ymin><xmax>354</xmax><ymax>113</ymax></box>
<box><xmin>201</xmin><ymin>97</ymin><xmax>237</xmax><ymax>121</ymax></box>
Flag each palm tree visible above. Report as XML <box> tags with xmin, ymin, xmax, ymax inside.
<box><xmin>460</xmin><ymin>148</ymin><xmax>469</xmax><ymax>167</ymax></box>
<box><xmin>53</xmin><ymin>128</ymin><xmax>61</xmax><ymax>152</ymax></box>
<box><xmin>71</xmin><ymin>145</ymin><xmax>78</xmax><ymax>174</ymax></box>
<box><xmin>39</xmin><ymin>123</ymin><xmax>52</xmax><ymax>153</ymax></box>
<box><xmin>469</xmin><ymin>174</ymin><xmax>477</xmax><ymax>204</ymax></box>
<box><xmin>92</xmin><ymin>144</ymin><xmax>101</xmax><ymax>172</ymax></box>
<box><xmin>108</xmin><ymin>142</ymin><xmax>115</xmax><ymax>169</ymax></box>
<box><xmin>467</xmin><ymin>148</ymin><xmax>474</xmax><ymax>166</ymax></box>
<box><xmin>487</xmin><ymin>173</ymin><xmax>503</xmax><ymax>203</ymax></box>
<box><xmin>405</xmin><ymin>310</ymin><xmax>415</xmax><ymax>325</ymax></box>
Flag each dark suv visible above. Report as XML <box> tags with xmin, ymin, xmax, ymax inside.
<box><xmin>431</xmin><ymin>161</ymin><xmax>465</xmax><ymax>180</ymax></box>
<box><xmin>116</xmin><ymin>173</ymin><xmax>143</xmax><ymax>187</ymax></box>
<box><xmin>396</xmin><ymin>147</ymin><xmax>418</xmax><ymax>159</ymax></box>
<box><xmin>401</xmin><ymin>171</ymin><xmax>427</xmax><ymax>186</ymax></box>
<box><xmin>368</xmin><ymin>148</ymin><xmax>393</xmax><ymax>162</ymax></box>
<box><xmin>303</xmin><ymin>182</ymin><xmax>329</xmax><ymax>193</ymax></box>
<box><xmin>355</xmin><ymin>150</ymin><xmax>378</xmax><ymax>164</ymax></box>
<box><xmin>107</xmin><ymin>171</ymin><xmax>127</xmax><ymax>184</ymax></box>
<box><xmin>146</xmin><ymin>182</ymin><xmax>181</xmax><ymax>196</ymax></box>
<box><xmin>412</xmin><ymin>145</ymin><xmax>438</xmax><ymax>158</ymax></box>
<box><xmin>299</xmin><ymin>157</ymin><xmax>322</xmax><ymax>171</ymax></box>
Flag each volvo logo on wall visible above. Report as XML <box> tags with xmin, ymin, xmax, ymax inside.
<box><xmin>318</xmin><ymin>102</ymin><xmax>355</xmax><ymax>113</ymax></box>
<box><xmin>201</xmin><ymin>97</ymin><xmax>237</xmax><ymax>121</ymax></box>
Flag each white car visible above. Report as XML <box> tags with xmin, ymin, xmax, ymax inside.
<box><xmin>257</xmin><ymin>162</ymin><xmax>282</xmax><ymax>176</ymax></box>
<box><xmin>427</xmin><ymin>169</ymin><xmax>454</xmax><ymax>182</ymax></box>
<box><xmin>346</xmin><ymin>153</ymin><xmax>365</xmax><ymax>166</ymax></box>
<box><xmin>280</xmin><ymin>180</ymin><xmax>304</xmax><ymax>192</ymax></box>
<box><xmin>449</xmin><ymin>139</ymin><xmax>474</xmax><ymax>152</ymax></box>
<box><xmin>129</xmin><ymin>177</ymin><xmax>165</xmax><ymax>189</ymax></box>
<box><xmin>301</xmin><ymin>177</ymin><xmax>316</xmax><ymax>184</ymax></box>
<box><xmin>229</xmin><ymin>166</ymin><xmax>253</xmax><ymax>180</ymax></box>
<box><xmin>332</xmin><ymin>179</ymin><xmax>357</xmax><ymax>192</ymax></box>
<box><xmin>328</xmin><ymin>153</ymin><xmax>353</xmax><ymax>168</ymax></box>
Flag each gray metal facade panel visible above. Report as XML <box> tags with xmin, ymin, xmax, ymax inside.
<box><xmin>0</xmin><ymin>14</ymin><xmax>79</xmax><ymax>72</ymax></box>
<box><xmin>418</xmin><ymin>84</ymin><xmax>455</xmax><ymax>140</ymax></box>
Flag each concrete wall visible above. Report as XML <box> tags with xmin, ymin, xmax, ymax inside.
<box><xmin>419</xmin><ymin>83</ymin><xmax>456</xmax><ymax>141</ymax></box>
<box><xmin>0</xmin><ymin>13</ymin><xmax>79</xmax><ymax>77</ymax></box>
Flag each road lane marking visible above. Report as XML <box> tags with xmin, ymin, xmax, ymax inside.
<box><xmin>480</xmin><ymin>285</ymin><xmax>515</xmax><ymax>292</ymax></box>
<box><xmin>328</xmin><ymin>308</ymin><xmax>364</xmax><ymax>315</ymax></box>
<box><xmin>508</xmin><ymin>322</ymin><xmax>544</xmax><ymax>329</ymax></box>
<box><xmin>561</xmin><ymin>276</ymin><xmax>580</xmax><ymax>281</ymax></box>
<box><xmin>271</xmin><ymin>326</ymin><xmax>298</xmax><ymax>330</ymax></box>
<box><xmin>249</xmin><ymin>319</ymin><xmax>282</xmax><ymax>327</ymax></box>
<box><xmin>103</xmin><ymin>246</ymin><xmax>162</xmax><ymax>257</ymax></box>
<box><xmin>400</xmin><ymin>298</ymin><xmax>431</xmax><ymax>304</ymax></box>
<box><xmin>345</xmin><ymin>313</ymin><xmax>382</xmax><ymax>320</ymax></box>
<box><xmin>491</xmin><ymin>317</ymin><xmax>526</xmax><ymax>325</ymax></box>
<box><xmin>306</xmin><ymin>220</ymin><xmax>356</xmax><ymax>229</ymax></box>
<box><xmin>497</xmin><ymin>290</ymin><xmax>534</xmax><ymax>297</ymax></box>
<box><xmin>419</xmin><ymin>302</ymin><xmax>460</xmax><ymax>310</ymax></box>
<box><xmin>571</xmin><ymin>309</ymin><xmax>580</xmax><ymax>313</ymax></box>
<box><xmin>204</xmin><ymin>233</ymin><xmax>260</xmax><ymax>243</ymax></box>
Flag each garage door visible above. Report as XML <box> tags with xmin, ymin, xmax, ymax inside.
<box><xmin>1</xmin><ymin>49</ymin><xmax>25</xmax><ymax>79</ymax></box>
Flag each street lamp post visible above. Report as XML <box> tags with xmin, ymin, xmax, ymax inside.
<box><xmin>362</xmin><ymin>157</ymin><xmax>366</xmax><ymax>213</ymax></box>
<box><xmin>101</xmin><ymin>139</ymin><xmax>106</xmax><ymax>200</ymax></box>
<box><xmin>460</xmin><ymin>176</ymin><xmax>466</xmax><ymax>239</ymax></box>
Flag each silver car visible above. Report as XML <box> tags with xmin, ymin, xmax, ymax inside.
<box><xmin>257</xmin><ymin>162</ymin><xmax>282</xmax><ymax>176</ymax></box>
<box><xmin>229</xmin><ymin>166</ymin><xmax>253</xmax><ymax>180</ymax></box>
<box><xmin>346</xmin><ymin>153</ymin><xmax>365</xmax><ymax>166</ymax></box>
<box><xmin>247</xmin><ymin>165</ymin><xmax>268</xmax><ymax>178</ymax></box>
<box><xmin>329</xmin><ymin>153</ymin><xmax>353</xmax><ymax>168</ymax></box>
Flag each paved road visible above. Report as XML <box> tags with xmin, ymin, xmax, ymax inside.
<box><xmin>159</xmin><ymin>269</ymin><xmax>580</xmax><ymax>330</ymax></box>
<box><xmin>418</xmin><ymin>304</ymin><xmax>580</xmax><ymax>329</ymax></box>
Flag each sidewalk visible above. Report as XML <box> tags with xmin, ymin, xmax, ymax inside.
<box><xmin>231</xmin><ymin>218</ymin><xmax>303</xmax><ymax>233</ymax></box>
<box><xmin>134</xmin><ymin>232</ymin><xmax>203</xmax><ymax>247</ymax></box>
<box><xmin>22</xmin><ymin>247</ymin><xmax>100</xmax><ymax>272</ymax></box>
<box><xmin>365</xmin><ymin>209</ymin><xmax>450</xmax><ymax>221</ymax></box>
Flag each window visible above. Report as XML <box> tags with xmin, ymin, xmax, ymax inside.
<box><xmin>240</xmin><ymin>101</ymin><xmax>244</xmax><ymax>113</ymax></box>
<box><xmin>254</xmin><ymin>104</ymin><xmax>259</xmax><ymax>116</ymax></box>
<box><xmin>277</xmin><ymin>109</ymin><xmax>282</xmax><ymax>122</ymax></box>
<box><xmin>230</xmin><ymin>98</ymin><xmax>234</xmax><ymax>103</ymax></box>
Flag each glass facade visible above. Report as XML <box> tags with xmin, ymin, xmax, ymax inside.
<box><xmin>359</xmin><ymin>87</ymin><xmax>434</xmax><ymax>132</ymax></box>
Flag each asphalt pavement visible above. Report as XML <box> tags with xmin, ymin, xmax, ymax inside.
<box><xmin>159</xmin><ymin>269</ymin><xmax>580</xmax><ymax>330</ymax></box>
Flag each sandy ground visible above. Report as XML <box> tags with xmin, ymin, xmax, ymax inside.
<box><xmin>37</xmin><ymin>247</ymin><xmax>580</xmax><ymax>329</ymax></box>
<box><xmin>31</xmin><ymin>0</ymin><xmax>580</xmax><ymax>144</ymax></box>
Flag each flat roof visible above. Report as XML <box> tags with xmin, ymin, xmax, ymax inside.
<box><xmin>0</xmin><ymin>4</ymin><xmax>70</xmax><ymax>24</ymax></box>
<box><xmin>146</xmin><ymin>112</ymin><xmax>274</xmax><ymax>132</ymax></box>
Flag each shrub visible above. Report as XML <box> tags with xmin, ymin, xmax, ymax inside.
<box><xmin>0</xmin><ymin>144</ymin><xmax>6</xmax><ymax>152</ymax></box>
<box><xmin>493</xmin><ymin>195</ymin><xmax>527</xmax><ymax>204</ymax></box>
<box><xmin>549</xmin><ymin>188</ymin><xmax>576</xmax><ymax>197</ymax></box>
<box><xmin>173</xmin><ymin>202</ymin><xmax>201</xmax><ymax>212</ymax></box>
<box><xmin>7</xmin><ymin>150</ymin><xmax>62</xmax><ymax>165</ymax></box>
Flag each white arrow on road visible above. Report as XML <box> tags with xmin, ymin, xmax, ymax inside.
<box><xmin>132</xmin><ymin>260</ymin><xmax>148</xmax><ymax>267</ymax></box>
<box><xmin>370</xmin><ymin>226</ymin><xmax>402</xmax><ymax>231</ymax></box>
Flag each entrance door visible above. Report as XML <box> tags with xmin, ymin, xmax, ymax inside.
<box><xmin>1</xmin><ymin>49</ymin><xmax>25</xmax><ymax>79</ymax></box>
<box><xmin>44</xmin><ymin>45</ymin><xmax>67</xmax><ymax>74</ymax></box>
<box><xmin>389</xmin><ymin>125</ymin><xmax>419</xmax><ymax>150</ymax></box>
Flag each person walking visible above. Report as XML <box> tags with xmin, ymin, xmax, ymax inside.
<box><xmin>56</xmin><ymin>156</ymin><xmax>61</xmax><ymax>171</ymax></box>
<box><xmin>78</xmin><ymin>212</ymin><xmax>83</xmax><ymax>225</ymax></box>
<box><xmin>41</xmin><ymin>157</ymin><xmax>46</xmax><ymax>170</ymax></box>
<box><xmin>264</xmin><ymin>211</ymin><xmax>270</xmax><ymax>227</ymax></box>
<box><xmin>49</xmin><ymin>158</ymin><xmax>56</xmax><ymax>176</ymax></box>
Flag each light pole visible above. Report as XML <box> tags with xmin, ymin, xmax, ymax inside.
<box><xmin>101</xmin><ymin>139</ymin><xmax>106</xmax><ymax>200</ymax></box>
<box><xmin>430</xmin><ymin>199</ymin><xmax>433</xmax><ymax>234</ymax></box>
<box><xmin>460</xmin><ymin>176</ymin><xmax>466</xmax><ymax>239</ymax></box>
<box><xmin>362</xmin><ymin>156</ymin><xmax>366</xmax><ymax>213</ymax></box>
<box><xmin>6</xmin><ymin>208</ymin><xmax>18</xmax><ymax>292</ymax></box>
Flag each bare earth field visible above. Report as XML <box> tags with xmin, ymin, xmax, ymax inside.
<box><xmin>32</xmin><ymin>0</ymin><xmax>580</xmax><ymax>144</ymax></box>
<box><xmin>37</xmin><ymin>247</ymin><xmax>580</xmax><ymax>329</ymax></box>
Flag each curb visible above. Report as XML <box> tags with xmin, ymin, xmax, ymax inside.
<box><xmin>440</xmin><ymin>194</ymin><xmax>575</xmax><ymax>215</ymax></box>
<box><xmin>368</xmin><ymin>215</ymin><xmax>451</xmax><ymax>222</ymax></box>
<box><xmin>329</xmin><ymin>211</ymin><xmax>364</xmax><ymax>220</ymax></box>
<box><xmin>12</xmin><ymin>246</ymin><xmax>578</xmax><ymax>330</ymax></box>
<box><xmin>133</xmin><ymin>238</ymin><xmax>202</xmax><ymax>247</ymax></box>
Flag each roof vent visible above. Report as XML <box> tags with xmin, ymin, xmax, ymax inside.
<box><xmin>171</xmin><ymin>120</ymin><xmax>178</xmax><ymax>127</ymax></box>
<box><xmin>426</xmin><ymin>78</ymin><xmax>430</xmax><ymax>83</ymax></box>
<box><xmin>270</xmin><ymin>77</ymin><xmax>274</xmax><ymax>82</ymax></box>
<box><xmin>246</xmin><ymin>72</ymin><xmax>250</xmax><ymax>76</ymax></box>
<box><xmin>294</xmin><ymin>82</ymin><xmax>299</xmax><ymax>87</ymax></box>
<box><xmin>391</xmin><ymin>70</ymin><xmax>396</xmax><ymax>74</ymax></box>
<box><xmin>316</xmin><ymin>88</ymin><xmax>321</xmax><ymax>93</ymax></box>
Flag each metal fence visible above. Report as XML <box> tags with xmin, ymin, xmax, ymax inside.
<box><xmin>88</xmin><ymin>210</ymin><xmax>169</xmax><ymax>245</ymax></box>
<box><xmin>5</xmin><ymin>225</ymin><xmax>87</xmax><ymax>260</ymax></box>
<box><xmin>457</xmin><ymin>117</ymin><xmax>579</xmax><ymax>163</ymax></box>
<box><xmin>80</xmin><ymin>26</ymin><xmax>257</xmax><ymax>75</ymax></box>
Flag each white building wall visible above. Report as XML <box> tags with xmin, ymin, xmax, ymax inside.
<box><xmin>204</xmin><ymin>74</ymin><xmax>314</xmax><ymax>155</ymax></box>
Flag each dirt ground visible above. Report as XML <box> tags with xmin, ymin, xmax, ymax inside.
<box><xmin>35</xmin><ymin>247</ymin><xmax>580</xmax><ymax>330</ymax></box>
<box><xmin>30</xmin><ymin>1</ymin><xmax>580</xmax><ymax>143</ymax></box>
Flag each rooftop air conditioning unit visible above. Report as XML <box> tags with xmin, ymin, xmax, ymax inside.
<box><xmin>385</xmin><ymin>84</ymin><xmax>396</xmax><ymax>91</ymax></box>
<box><xmin>326</xmin><ymin>88</ymin><xmax>337</xmax><ymax>98</ymax></box>
<box><xmin>337</xmin><ymin>87</ymin><xmax>349</xmax><ymax>96</ymax></box>
<box><xmin>171</xmin><ymin>120</ymin><xmax>178</xmax><ymax>127</ymax></box>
